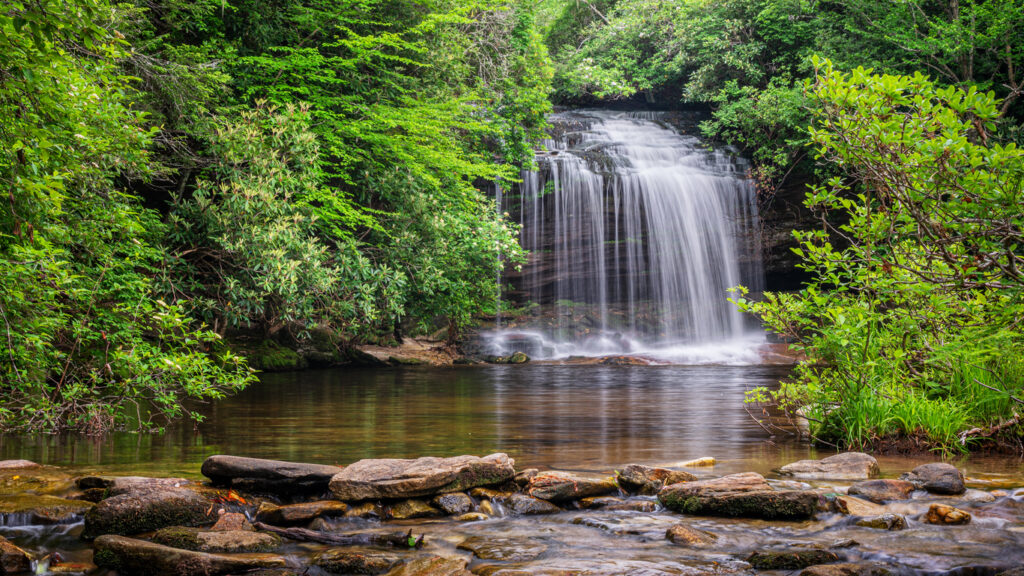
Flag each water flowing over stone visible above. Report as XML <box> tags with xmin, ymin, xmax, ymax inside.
<box><xmin>490</xmin><ymin>110</ymin><xmax>764</xmax><ymax>362</ymax></box>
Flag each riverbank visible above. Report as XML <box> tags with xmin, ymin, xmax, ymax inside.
<box><xmin>1</xmin><ymin>451</ymin><xmax>1022</xmax><ymax>575</ymax></box>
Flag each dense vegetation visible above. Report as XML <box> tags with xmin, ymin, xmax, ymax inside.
<box><xmin>3</xmin><ymin>0</ymin><xmax>1022</xmax><ymax>447</ymax></box>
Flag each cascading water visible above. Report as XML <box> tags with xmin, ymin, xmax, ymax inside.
<box><xmin>486</xmin><ymin>109</ymin><xmax>765</xmax><ymax>363</ymax></box>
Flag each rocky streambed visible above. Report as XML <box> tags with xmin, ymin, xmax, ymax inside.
<box><xmin>0</xmin><ymin>452</ymin><xmax>1022</xmax><ymax>575</ymax></box>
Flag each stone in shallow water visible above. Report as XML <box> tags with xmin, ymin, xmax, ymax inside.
<box><xmin>0</xmin><ymin>535</ymin><xmax>31</xmax><ymax>574</ymax></box>
<box><xmin>211</xmin><ymin>512</ymin><xmax>252</xmax><ymax>532</ymax></box>
<box><xmin>82</xmin><ymin>488</ymin><xmax>213</xmax><ymax>540</ymax></box>
<box><xmin>660</xmin><ymin>488</ymin><xmax>820</xmax><ymax>520</ymax></box>
<box><xmin>432</xmin><ymin>492</ymin><xmax>473</xmax><ymax>515</ymax></box>
<box><xmin>832</xmin><ymin>495</ymin><xmax>885</xmax><ymax>517</ymax></box>
<box><xmin>799</xmin><ymin>564</ymin><xmax>894</xmax><ymax>576</ymax></box>
<box><xmin>847</xmin><ymin>479</ymin><xmax>915</xmax><ymax>503</ymax></box>
<box><xmin>330</xmin><ymin>454</ymin><xmax>515</xmax><ymax>501</ymax></box>
<box><xmin>778</xmin><ymin>452</ymin><xmax>879</xmax><ymax>480</ymax></box>
<box><xmin>381</xmin><ymin>556</ymin><xmax>471</xmax><ymax>576</ymax></box>
<box><xmin>923</xmin><ymin>503</ymin><xmax>971</xmax><ymax>525</ymax></box>
<box><xmin>526</xmin><ymin>472</ymin><xmax>619</xmax><ymax>502</ymax></box>
<box><xmin>93</xmin><ymin>534</ymin><xmax>286</xmax><ymax>576</ymax></box>
<box><xmin>495</xmin><ymin>493</ymin><xmax>561</xmax><ymax>515</ymax></box>
<box><xmin>746</xmin><ymin>550</ymin><xmax>840</xmax><ymax>570</ymax></box>
<box><xmin>345</xmin><ymin>502</ymin><xmax>382</xmax><ymax>518</ymax></box>
<box><xmin>455</xmin><ymin>512</ymin><xmax>490</xmax><ymax>522</ymax></box>
<box><xmin>579</xmin><ymin>497</ymin><xmax>655</xmax><ymax>512</ymax></box>
<box><xmin>0</xmin><ymin>494</ymin><xmax>93</xmax><ymax>525</ymax></box>
<box><xmin>77</xmin><ymin>476</ymin><xmax>190</xmax><ymax>496</ymax></box>
<box><xmin>900</xmin><ymin>463</ymin><xmax>965</xmax><ymax>495</ymax></box>
<box><xmin>314</xmin><ymin>549</ymin><xmax>402</xmax><ymax>575</ymax></box>
<box><xmin>255</xmin><ymin>500</ymin><xmax>348</xmax><ymax>525</ymax></box>
<box><xmin>855</xmin><ymin>513</ymin><xmax>906</xmax><ymax>530</ymax></box>
<box><xmin>665</xmin><ymin>523</ymin><xmax>717</xmax><ymax>546</ymax></box>
<box><xmin>616</xmin><ymin>464</ymin><xmax>695</xmax><ymax>495</ymax></box>
<box><xmin>151</xmin><ymin>526</ymin><xmax>280</xmax><ymax>553</ymax></box>
<box><xmin>201</xmin><ymin>455</ymin><xmax>343</xmax><ymax>495</ymax></box>
<box><xmin>387</xmin><ymin>499</ymin><xmax>443</xmax><ymax>520</ymax></box>
<box><xmin>457</xmin><ymin>536</ymin><xmax>548</xmax><ymax>562</ymax></box>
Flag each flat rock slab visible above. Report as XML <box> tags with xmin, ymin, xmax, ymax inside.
<box><xmin>458</xmin><ymin>536</ymin><xmax>547</xmax><ymax>562</ymax></box>
<box><xmin>665</xmin><ymin>523</ymin><xmax>717</xmax><ymax>546</ymax></box>
<box><xmin>93</xmin><ymin>534</ymin><xmax>286</xmax><ymax>576</ymax></box>
<box><xmin>82</xmin><ymin>488</ymin><xmax>213</xmax><ymax>540</ymax></box>
<box><xmin>659</xmin><ymin>489</ymin><xmax>820</xmax><ymax>520</ymax></box>
<box><xmin>202</xmin><ymin>455</ymin><xmax>343</xmax><ymax>494</ymax></box>
<box><xmin>382</xmin><ymin>556</ymin><xmax>472</xmax><ymax>576</ymax></box>
<box><xmin>779</xmin><ymin>452</ymin><xmax>879</xmax><ymax>480</ymax></box>
<box><xmin>832</xmin><ymin>495</ymin><xmax>886</xmax><ymax>516</ymax></box>
<box><xmin>494</xmin><ymin>493</ymin><xmax>561</xmax><ymax>515</ymax></box>
<box><xmin>661</xmin><ymin>472</ymin><xmax>770</xmax><ymax>495</ymax></box>
<box><xmin>255</xmin><ymin>500</ymin><xmax>348</xmax><ymax>525</ymax></box>
<box><xmin>747</xmin><ymin>550</ymin><xmax>840</xmax><ymax>570</ymax></box>
<box><xmin>329</xmin><ymin>454</ymin><xmax>514</xmax><ymax>501</ymax></box>
<box><xmin>152</xmin><ymin>526</ymin><xmax>280</xmax><ymax>553</ymax></box>
<box><xmin>855</xmin><ymin>513</ymin><xmax>906</xmax><ymax>530</ymax></box>
<box><xmin>617</xmin><ymin>464</ymin><xmax>695</xmax><ymax>495</ymax></box>
<box><xmin>526</xmin><ymin>472</ymin><xmax>618</xmax><ymax>502</ymax></box>
<box><xmin>847</xmin><ymin>479</ymin><xmax>915</xmax><ymax>503</ymax></box>
<box><xmin>0</xmin><ymin>494</ymin><xmax>93</xmax><ymax>525</ymax></box>
<box><xmin>315</xmin><ymin>549</ymin><xmax>402</xmax><ymax>574</ymax></box>
<box><xmin>77</xmin><ymin>476</ymin><xmax>190</xmax><ymax>497</ymax></box>
<box><xmin>900</xmin><ymin>463</ymin><xmax>965</xmax><ymax>495</ymax></box>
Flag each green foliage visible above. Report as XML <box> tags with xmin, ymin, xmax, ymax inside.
<box><xmin>734</xmin><ymin>61</ymin><xmax>1024</xmax><ymax>451</ymax></box>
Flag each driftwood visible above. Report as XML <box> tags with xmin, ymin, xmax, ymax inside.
<box><xmin>253</xmin><ymin>522</ymin><xmax>425</xmax><ymax>549</ymax></box>
<box><xmin>958</xmin><ymin>411</ymin><xmax>1022</xmax><ymax>445</ymax></box>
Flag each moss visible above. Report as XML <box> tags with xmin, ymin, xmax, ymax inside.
<box><xmin>151</xmin><ymin>526</ymin><xmax>202</xmax><ymax>550</ymax></box>
<box><xmin>245</xmin><ymin>340</ymin><xmax>307</xmax><ymax>372</ymax></box>
<box><xmin>747</xmin><ymin>550</ymin><xmax>839</xmax><ymax>570</ymax></box>
<box><xmin>93</xmin><ymin>548</ymin><xmax>121</xmax><ymax>570</ymax></box>
<box><xmin>661</xmin><ymin>491</ymin><xmax>818</xmax><ymax>520</ymax></box>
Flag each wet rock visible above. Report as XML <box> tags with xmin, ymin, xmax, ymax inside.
<box><xmin>659</xmin><ymin>487</ymin><xmax>820</xmax><ymax>520</ymax></box>
<box><xmin>76</xmin><ymin>476</ymin><xmax>190</xmax><ymax>497</ymax></box>
<box><xmin>526</xmin><ymin>472</ymin><xmax>618</xmax><ymax>502</ymax></box>
<box><xmin>255</xmin><ymin>500</ymin><xmax>347</xmax><ymax>525</ymax></box>
<box><xmin>314</xmin><ymin>549</ymin><xmax>402</xmax><ymax>574</ymax></box>
<box><xmin>855</xmin><ymin>513</ymin><xmax>906</xmax><ymax>530</ymax></box>
<box><xmin>996</xmin><ymin>569</ymin><xmax>1024</xmax><ymax>576</ymax></box>
<box><xmin>330</xmin><ymin>454</ymin><xmax>515</xmax><ymax>501</ymax></box>
<box><xmin>847</xmin><ymin>479</ymin><xmax>915</xmax><ymax>503</ymax></box>
<box><xmin>900</xmin><ymin>463</ymin><xmax>965</xmax><ymax>495</ymax></box>
<box><xmin>478</xmin><ymin>500</ymin><xmax>495</xmax><ymax>516</ymax></box>
<box><xmin>469</xmin><ymin>487</ymin><xmax>514</xmax><ymax>500</ymax></box>
<box><xmin>432</xmin><ymin>492</ymin><xmax>473</xmax><ymax>515</ymax></box>
<box><xmin>578</xmin><ymin>497</ymin><xmax>655</xmax><ymax>512</ymax></box>
<box><xmin>571</xmin><ymin>516</ymin><xmax>644</xmax><ymax>535</ymax></box>
<box><xmin>386</xmin><ymin>499</ymin><xmax>443</xmax><ymax>520</ymax></box>
<box><xmin>923</xmin><ymin>503</ymin><xmax>971</xmax><ymax>525</ymax></box>
<box><xmin>457</xmin><ymin>536</ymin><xmax>547</xmax><ymax>562</ymax></box>
<box><xmin>617</xmin><ymin>464</ymin><xmax>695</xmax><ymax>495</ymax></box>
<box><xmin>599</xmin><ymin>355</ymin><xmax>650</xmax><ymax>366</ymax></box>
<box><xmin>92</xmin><ymin>534</ymin><xmax>285</xmax><ymax>575</ymax></box>
<box><xmin>151</xmin><ymin>526</ymin><xmax>280</xmax><ymax>553</ymax></box>
<box><xmin>82</xmin><ymin>488</ymin><xmax>213</xmax><ymax>540</ymax></box>
<box><xmin>513</xmin><ymin>469</ymin><xmax>538</xmax><ymax>487</ymax></box>
<box><xmin>455</xmin><ymin>512</ymin><xmax>490</xmax><ymax>521</ymax></box>
<box><xmin>0</xmin><ymin>460</ymin><xmax>39</xmax><ymax>470</ymax></box>
<box><xmin>0</xmin><ymin>536</ymin><xmax>31</xmax><ymax>574</ymax></box>
<box><xmin>660</xmin><ymin>472</ymin><xmax>770</xmax><ymax>494</ymax></box>
<box><xmin>746</xmin><ymin>550</ymin><xmax>840</xmax><ymax>570</ymax></box>
<box><xmin>0</xmin><ymin>494</ymin><xmax>93</xmax><ymax>525</ymax></box>
<box><xmin>381</xmin><ymin>556</ymin><xmax>471</xmax><ymax>576</ymax></box>
<box><xmin>832</xmin><ymin>495</ymin><xmax>885</xmax><ymax>516</ymax></box>
<box><xmin>345</xmin><ymin>502</ymin><xmax>381</xmax><ymax>518</ymax></box>
<box><xmin>665</xmin><ymin>523</ymin><xmax>717</xmax><ymax>546</ymax></box>
<box><xmin>496</xmin><ymin>493</ymin><xmax>561</xmax><ymax>515</ymax></box>
<box><xmin>485</xmin><ymin>352</ymin><xmax>530</xmax><ymax>364</ymax></box>
<box><xmin>201</xmin><ymin>455</ymin><xmax>343</xmax><ymax>495</ymax></box>
<box><xmin>960</xmin><ymin>488</ymin><xmax>997</xmax><ymax>503</ymax></box>
<box><xmin>800</xmin><ymin>564</ymin><xmax>893</xmax><ymax>576</ymax></box>
<box><xmin>211</xmin><ymin>512</ymin><xmax>252</xmax><ymax>532</ymax></box>
<box><xmin>778</xmin><ymin>452</ymin><xmax>879</xmax><ymax>480</ymax></box>
<box><xmin>677</xmin><ymin>457</ymin><xmax>715</xmax><ymax>467</ymax></box>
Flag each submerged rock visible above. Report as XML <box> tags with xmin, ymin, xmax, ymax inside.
<box><xmin>314</xmin><ymin>549</ymin><xmax>402</xmax><ymax>574</ymax></box>
<box><xmin>923</xmin><ymin>503</ymin><xmax>971</xmax><ymax>525</ymax></box>
<box><xmin>345</xmin><ymin>502</ymin><xmax>382</xmax><ymax>518</ymax></box>
<box><xmin>847</xmin><ymin>479</ymin><xmax>915</xmax><ymax>503</ymax></box>
<box><xmin>457</xmin><ymin>536</ymin><xmax>547</xmax><ymax>562</ymax></box>
<box><xmin>201</xmin><ymin>455</ymin><xmax>343</xmax><ymax>495</ymax></box>
<box><xmin>0</xmin><ymin>494</ymin><xmax>93</xmax><ymax>525</ymax></box>
<box><xmin>329</xmin><ymin>454</ymin><xmax>515</xmax><ymax>501</ymax></box>
<box><xmin>0</xmin><ymin>536</ymin><xmax>31</xmax><ymax>574</ymax></box>
<box><xmin>855</xmin><ymin>513</ymin><xmax>906</xmax><ymax>530</ymax></box>
<box><xmin>151</xmin><ymin>526</ymin><xmax>280</xmax><ymax>553</ymax></box>
<box><xmin>800</xmin><ymin>564</ymin><xmax>893</xmax><ymax>576</ymax></box>
<box><xmin>93</xmin><ymin>534</ymin><xmax>285</xmax><ymax>575</ymax></box>
<box><xmin>665</xmin><ymin>523</ymin><xmax>717</xmax><ymax>546</ymax></box>
<box><xmin>381</xmin><ymin>556</ymin><xmax>472</xmax><ymax>576</ymax></box>
<box><xmin>255</xmin><ymin>500</ymin><xmax>348</xmax><ymax>525</ymax></box>
<box><xmin>832</xmin><ymin>495</ymin><xmax>886</xmax><ymax>517</ymax></box>
<box><xmin>432</xmin><ymin>492</ymin><xmax>474</xmax><ymax>515</ymax></box>
<box><xmin>778</xmin><ymin>452</ymin><xmax>879</xmax><ymax>480</ymax></box>
<box><xmin>900</xmin><ymin>463</ymin><xmax>966</xmax><ymax>495</ymax></box>
<box><xmin>82</xmin><ymin>488</ymin><xmax>213</xmax><ymax>540</ymax></box>
<box><xmin>526</xmin><ymin>472</ymin><xmax>618</xmax><ymax>502</ymax></box>
<box><xmin>495</xmin><ymin>493</ymin><xmax>561</xmax><ymax>515</ymax></box>
<box><xmin>617</xmin><ymin>464</ymin><xmax>695</xmax><ymax>495</ymax></box>
<box><xmin>746</xmin><ymin>550</ymin><xmax>840</xmax><ymax>570</ymax></box>
<box><xmin>676</xmin><ymin>457</ymin><xmax>715</xmax><ymax>467</ymax></box>
<box><xmin>454</xmin><ymin>512</ymin><xmax>490</xmax><ymax>521</ymax></box>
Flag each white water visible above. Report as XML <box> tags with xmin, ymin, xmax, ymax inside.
<box><xmin>489</xmin><ymin>110</ymin><xmax>764</xmax><ymax>364</ymax></box>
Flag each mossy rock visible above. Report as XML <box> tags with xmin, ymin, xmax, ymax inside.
<box><xmin>151</xmin><ymin>526</ymin><xmax>280</xmax><ymax>553</ymax></box>
<box><xmin>245</xmin><ymin>340</ymin><xmax>307</xmax><ymax>372</ymax></box>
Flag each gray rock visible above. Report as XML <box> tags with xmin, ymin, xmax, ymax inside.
<box><xmin>329</xmin><ymin>454</ymin><xmax>514</xmax><ymax>501</ymax></box>
<box><xmin>92</xmin><ymin>534</ymin><xmax>285</xmax><ymax>575</ymax></box>
<box><xmin>432</xmin><ymin>492</ymin><xmax>473</xmax><ymax>515</ymax></box>
<box><xmin>526</xmin><ymin>472</ymin><xmax>618</xmax><ymax>502</ymax></box>
<box><xmin>779</xmin><ymin>452</ymin><xmax>879</xmax><ymax>480</ymax></box>
<box><xmin>201</xmin><ymin>455</ymin><xmax>343</xmax><ymax>495</ymax></box>
<box><xmin>616</xmin><ymin>464</ymin><xmax>696</xmax><ymax>495</ymax></box>
<box><xmin>76</xmin><ymin>476</ymin><xmax>190</xmax><ymax>496</ymax></box>
<box><xmin>747</xmin><ymin>550</ymin><xmax>839</xmax><ymax>570</ymax></box>
<box><xmin>151</xmin><ymin>526</ymin><xmax>280</xmax><ymax>553</ymax></box>
<box><xmin>255</xmin><ymin>500</ymin><xmax>348</xmax><ymax>525</ymax></box>
<box><xmin>314</xmin><ymin>549</ymin><xmax>402</xmax><ymax>574</ymax></box>
<box><xmin>579</xmin><ymin>497</ymin><xmax>655</xmax><ymax>512</ymax></box>
<box><xmin>659</xmin><ymin>472</ymin><xmax>770</xmax><ymax>494</ymax></box>
<box><xmin>496</xmin><ymin>493</ymin><xmax>562</xmax><ymax>515</ymax></box>
<box><xmin>457</xmin><ymin>536</ymin><xmax>547</xmax><ymax>561</ymax></box>
<box><xmin>847</xmin><ymin>479</ymin><xmax>915</xmax><ymax>503</ymax></box>
<box><xmin>900</xmin><ymin>463</ymin><xmax>965</xmax><ymax>495</ymax></box>
<box><xmin>82</xmin><ymin>488</ymin><xmax>213</xmax><ymax>539</ymax></box>
<box><xmin>855</xmin><ymin>513</ymin><xmax>906</xmax><ymax>530</ymax></box>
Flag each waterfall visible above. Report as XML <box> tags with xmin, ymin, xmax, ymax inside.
<box><xmin>489</xmin><ymin>109</ymin><xmax>764</xmax><ymax>363</ymax></box>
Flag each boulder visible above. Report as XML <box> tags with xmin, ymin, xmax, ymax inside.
<box><xmin>201</xmin><ymin>455</ymin><xmax>342</xmax><ymax>495</ymax></box>
<box><xmin>77</xmin><ymin>476</ymin><xmax>190</xmax><ymax>496</ymax></box>
<box><xmin>92</xmin><ymin>535</ymin><xmax>285</xmax><ymax>576</ymax></box>
<box><xmin>495</xmin><ymin>493</ymin><xmax>561</xmax><ymax>515</ymax></box>
<box><xmin>578</xmin><ymin>497</ymin><xmax>655</xmax><ymax>512</ymax></box>
<box><xmin>778</xmin><ymin>453</ymin><xmax>879</xmax><ymax>480</ymax></box>
<box><xmin>800</xmin><ymin>564</ymin><xmax>893</xmax><ymax>576</ymax></box>
<box><xmin>832</xmin><ymin>495</ymin><xmax>886</xmax><ymax>517</ymax></box>
<box><xmin>659</xmin><ymin>488</ymin><xmax>820</xmax><ymax>520</ymax></box>
<box><xmin>387</xmin><ymin>499</ymin><xmax>443</xmax><ymax>520</ymax></box>
<box><xmin>661</xmin><ymin>472</ymin><xmax>770</xmax><ymax>494</ymax></box>
<box><xmin>513</xmin><ymin>469</ymin><xmax>539</xmax><ymax>487</ymax></box>
<box><xmin>0</xmin><ymin>536</ymin><xmax>31</xmax><ymax>574</ymax></box>
<box><xmin>847</xmin><ymin>479</ymin><xmax>915</xmax><ymax>503</ymax></box>
<box><xmin>616</xmin><ymin>464</ymin><xmax>695</xmax><ymax>495</ymax></box>
<box><xmin>211</xmin><ymin>512</ymin><xmax>252</xmax><ymax>532</ymax></box>
<box><xmin>457</xmin><ymin>536</ymin><xmax>547</xmax><ymax>562</ymax></box>
<box><xmin>923</xmin><ymin>503</ymin><xmax>971</xmax><ymax>525</ymax></box>
<box><xmin>151</xmin><ymin>526</ymin><xmax>280</xmax><ymax>553</ymax></box>
<box><xmin>526</xmin><ymin>472</ymin><xmax>618</xmax><ymax>502</ymax></box>
<box><xmin>432</xmin><ymin>493</ymin><xmax>473</xmax><ymax>515</ymax></box>
<box><xmin>255</xmin><ymin>500</ymin><xmax>347</xmax><ymax>525</ymax></box>
<box><xmin>82</xmin><ymin>488</ymin><xmax>213</xmax><ymax>540</ymax></box>
<box><xmin>900</xmin><ymin>463</ymin><xmax>965</xmax><ymax>495</ymax></box>
<box><xmin>329</xmin><ymin>454</ymin><xmax>514</xmax><ymax>501</ymax></box>
<box><xmin>382</xmin><ymin>556</ymin><xmax>472</xmax><ymax>576</ymax></box>
<box><xmin>314</xmin><ymin>550</ymin><xmax>402</xmax><ymax>575</ymax></box>
<box><xmin>747</xmin><ymin>550</ymin><xmax>840</xmax><ymax>570</ymax></box>
<box><xmin>665</xmin><ymin>524</ymin><xmax>717</xmax><ymax>546</ymax></box>
<box><xmin>0</xmin><ymin>494</ymin><xmax>93</xmax><ymax>525</ymax></box>
<box><xmin>0</xmin><ymin>460</ymin><xmax>39</xmax><ymax>470</ymax></box>
<box><xmin>855</xmin><ymin>513</ymin><xmax>906</xmax><ymax>530</ymax></box>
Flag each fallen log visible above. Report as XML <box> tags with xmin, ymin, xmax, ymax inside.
<box><xmin>252</xmin><ymin>522</ymin><xmax>425</xmax><ymax>549</ymax></box>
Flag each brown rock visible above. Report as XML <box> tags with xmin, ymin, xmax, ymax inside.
<box><xmin>255</xmin><ymin>500</ymin><xmax>347</xmax><ymax>525</ymax></box>
<box><xmin>665</xmin><ymin>523</ymin><xmax>717</xmax><ymax>546</ymax></box>
<box><xmin>747</xmin><ymin>550</ymin><xmax>839</xmax><ymax>570</ymax></box>
<box><xmin>800</xmin><ymin>564</ymin><xmax>893</xmax><ymax>576</ymax></box>
<box><xmin>778</xmin><ymin>452</ymin><xmax>879</xmax><ymax>480</ymax></box>
<box><xmin>617</xmin><ymin>464</ymin><xmax>695</xmax><ymax>495</ymax></box>
<box><xmin>526</xmin><ymin>472</ymin><xmax>618</xmax><ymax>502</ymax></box>
<box><xmin>382</xmin><ymin>556</ymin><xmax>471</xmax><ymax>576</ymax></box>
<box><xmin>833</xmin><ymin>495</ymin><xmax>886</xmax><ymax>517</ymax></box>
<box><xmin>0</xmin><ymin>536</ymin><xmax>31</xmax><ymax>574</ymax></box>
<box><xmin>151</xmin><ymin>526</ymin><xmax>280</xmax><ymax>553</ymax></box>
<box><xmin>0</xmin><ymin>494</ymin><xmax>94</xmax><ymax>525</ymax></box>
<box><xmin>455</xmin><ymin>512</ymin><xmax>490</xmax><ymax>521</ymax></box>
<box><xmin>201</xmin><ymin>455</ymin><xmax>343</xmax><ymax>495</ymax></box>
<box><xmin>345</xmin><ymin>502</ymin><xmax>381</xmax><ymax>518</ymax></box>
<box><xmin>92</xmin><ymin>534</ymin><xmax>285</xmax><ymax>575</ymax></box>
<box><xmin>496</xmin><ymin>493</ymin><xmax>562</xmax><ymax>515</ymax></box>
<box><xmin>386</xmin><ymin>499</ymin><xmax>443</xmax><ymax>520</ymax></box>
<box><xmin>855</xmin><ymin>513</ymin><xmax>906</xmax><ymax>530</ymax></box>
<box><xmin>847</xmin><ymin>479</ymin><xmax>915</xmax><ymax>503</ymax></box>
<box><xmin>513</xmin><ymin>469</ymin><xmax>538</xmax><ymax>487</ymax></box>
<box><xmin>579</xmin><ymin>497</ymin><xmax>655</xmax><ymax>512</ymax></box>
<box><xmin>314</xmin><ymin>549</ymin><xmax>401</xmax><ymax>574</ymax></box>
<box><xmin>659</xmin><ymin>488</ymin><xmax>820</xmax><ymax>520</ymax></box>
<box><xmin>82</xmin><ymin>489</ymin><xmax>213</xmax><ymax>540</ymax></box>
<box><xmin>457</xmin><ymin>536</ymin><xmax>547</xmax><ymax>562</ymax></box>
<box><xmin>660</xmin><ymin>472</ymin><xmax>770</xmax><ymax>495</ymax></box>
<box><xmin>923</xmin><ymin>503</ymin><xmax>971</xmax><ymax>525</ymax></box>
<box><xmin>329</xmin><ymin>454</ymin><xmax>514</xmax><ymax>501</ymax></box>
<box><xmin>211</xmin><ymin>512</ymin><xmax>252</xmax><ymax>532</ymax></box>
